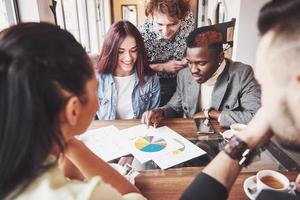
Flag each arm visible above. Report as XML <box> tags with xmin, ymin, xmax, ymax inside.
<box><xmin>64</xmin><ymin>138</ymin><xmax>141</xmax><ymax>195</ymax></box>
<box><xmin>220</xmin><ymin>67</ymin><xmax>261</xmax><ymax>127</ymax></box>
<box><xmin>149</xmin><ymin>60</ymin><xmax>185</xmax><ymax>73</ymax></box>
<box><xmin>149</xmin><ymin>75</ymin><xmax>161</xmax><ymax>109</ymax></box>
<box><xmin>141</xmin><ymin>71</ymin><xmax>186</xmax><ymax>126</ymax></box>
<box><xmin>181</xmin><ymin>108</ymin><xmax>272</xmax><ymax>199</ymax></box>
<box><xmin>160</xmin><ymin>71</ymin><xmax>185</xmax><ymax>118</ymax></box>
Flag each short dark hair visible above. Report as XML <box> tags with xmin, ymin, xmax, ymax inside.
<box><xmin>0</xmin><ymin>22</ymin><xmax>94</xmax><ymax>198</ymax></box>
<box><xmin>96</xmin><ymin>20</ymin><xmax>152</xmax><ymax>85</ymax></box>
<box><xmin>258</xmin><ymin>0</ymin><xmax>300</xmax><ymax>35</ymax></box>
<box><xmin>186</xmin><ymin>26</ymin><xmax>224</xmax><ymax>56</ymax></box>
<box><xmin>145</xmin><ymin>0</ymin><xmax>190</xmax><ymax>20</ymax></box>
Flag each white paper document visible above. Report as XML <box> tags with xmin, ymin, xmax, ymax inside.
<box><xmin>79</xmin><ymin>126</ymin><xmax>130</xmax><ymax>162</ymax></box>
<box><xmin>153</xmin><ymin>126</ymin><xmax>207</xmax><ymax>169</ymax></box>
<box><xmin>119</xmin><ymin>124</ymin><xmax>184</xmax><ymax>163</ymax></box>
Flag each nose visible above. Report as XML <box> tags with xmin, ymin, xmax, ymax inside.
<box><xmin>160</xmin><ymin>26</ymin><xmax>169</xmax><ymax>37</ymax></box>
<box><xmin>123</xmin><ymin>51</ymin><xmax>133</xmax><ymax>63</ymax></box>
<box><xmin>189</xmin><ymin>63</ymin><xmax>198</xmax><ymax>73</ymax></box>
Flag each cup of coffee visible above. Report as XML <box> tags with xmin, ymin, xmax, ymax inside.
<box><xmin>230</xmin><ymin>123</ymin><xmax>246</xmax><ymax>133</ymax></box>
<box><xmin>256</xmin><ymin>170</ymin><xmax>290</xmax><ymax>192</ymax></box>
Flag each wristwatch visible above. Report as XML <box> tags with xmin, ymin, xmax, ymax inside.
<box><xmin>222</xmin><ymin>135</ymin><xmax>255</xmax><ymax>166</ymax></box>
<box><xmin>203</xmin><ymin>108</ymin><xmax>212</xmax><ymax>119</ymax></box>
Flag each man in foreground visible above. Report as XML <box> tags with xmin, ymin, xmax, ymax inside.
<box><xmin>180</xmin><ymin>0</ymin><xmax>300</xmax><ymax>199</ymax></box>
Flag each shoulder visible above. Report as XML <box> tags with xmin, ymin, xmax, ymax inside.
<box><xmin>144</xmin><ymin>74</ymin><xmax>159</xmax><ymax>85</ymax></box>
<box><xmin>178</xmin><ymin>67</ymin><xmax>191</xmax><ymax>79</ymax></box>
<box><xmin>180</xmin><ymin>12</ymin><xmax>195</xmax><ymax>35</ymax></box>
<box><xmin>15</xmin><ymin>166</ymin><xmax>122</xmax><ymax>200</ymax></box>
<box><xmin>139</xmin><ymin>19</ymin><xmax>155</xmax><ymax>39</ymax></box>
<box><xmin>98</xmin><ymin>73</ymin><xmax>112</xmax><ymax>81</ymax></box>
<box><xmin>227</xmin><ymin>60</ymin><xmax>254</xmax><ymax>76</ymax></box>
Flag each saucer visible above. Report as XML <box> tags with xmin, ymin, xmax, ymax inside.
<box><xmin>243</xmin><ymin>175</ymin><xmax>259</xmax><ymax>200</ymax></box>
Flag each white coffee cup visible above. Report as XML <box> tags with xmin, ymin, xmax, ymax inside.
<box><xmin>256</xmin><ymin>170</ymin><xmax>290</xmax><ymax>193</ymax></box>
<box><xmin>230</xmin><ymin>123</ymin><xmax>246</xmax><ymax>133</ymax></box>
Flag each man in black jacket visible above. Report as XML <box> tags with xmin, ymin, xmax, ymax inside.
<box><xmin>180</xmin><ymin>0</ymin><xmax>300</xmax><ymax>199</ymax></box>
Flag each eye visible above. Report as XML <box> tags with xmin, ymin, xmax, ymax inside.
<box><xmin>197</xmin><ymin>62</ymin><xmax>207</xmax><ymax>66</ymax></box>
<box><xmin>118</xmin><ymin>50</ymin><xmax>124</xmax><ymax>54</ymax></box>
<box><xmin>130</xmin><ymin>48</ymin><xmax>137</xmax><ymax>53</ymax></box>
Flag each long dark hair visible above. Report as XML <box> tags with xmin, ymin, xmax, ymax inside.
<box><xmin>0</xmin><ymin>22</ymin><xmax>94</xmax><ymax>198</ymax></box>
<box><xmin>96</xmin><ymin>20</ymin><xmax>152</xmax><ymax>85</ymax></box>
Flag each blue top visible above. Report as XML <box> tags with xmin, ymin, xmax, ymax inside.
<box><xmin>96</xmin><ymin>71</ymin><xmax>160</xmax><ymax>120</ymax></box>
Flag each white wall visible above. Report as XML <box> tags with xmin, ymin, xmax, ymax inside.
<box><xmin>233</xmin><ymin>0</ymin><xmax>269</xmax><ymax>67</ymax></box>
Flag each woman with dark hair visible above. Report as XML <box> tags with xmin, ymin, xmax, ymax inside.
<box><xmin>96</xmin><ymin>20</ymin><xmax>160</xmax><ymax>120</ymax></box>
<box><xmin>0</xmin><ymin>22</ymin><xmax>145</xmax><ymax>200</ymax></box>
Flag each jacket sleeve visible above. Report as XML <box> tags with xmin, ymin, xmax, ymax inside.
<box><xmin>149</xmin><ymin>75</ymin><xmax>161</xmax><ymax>109</ymax></box>
<box><xmin>180</xmin><ymin>173</ymin><xmax>228</xmax><ymax>200</ymax></box>
<box><xmin>160</xmin><ymin>71</ymin><xmax>184</xmax><ymax>118</ymax></box>
<box><xmin>220</xmin><ymin>66</ymin><xmax>261</xmax><ymax>127</ymax></box>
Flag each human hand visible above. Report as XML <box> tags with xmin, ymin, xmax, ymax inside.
<box><xmin>162</xmin><ymin>59</ymin><xmax>185</xmax><ymax>73</ymax></box>
<box><xmin>295</xmin><ymin>174</ymin><xmax>300</xmax><ymax>192</ymax></box>
<box><xmin>193</xmin><ymin>111</ymin><xmax>206</xmax><ymax>119</ymax></box>
<box><xmin>118</xmin><ymin>156</ymin><xmax>134</xmax><ymax>166</ymax></box>
<box><xmin>141</xmin><ymin>109</ymin><xmax>164</xmax><ymax>128</ymax></box>
<box><xmin>236</xmin><ymin>108</ymin><xmax>273</xmax><ymax>149</ymax></box>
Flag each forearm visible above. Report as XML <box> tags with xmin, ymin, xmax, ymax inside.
<box><xmin>150</xmin><ymin>63</ymin><xmax>165</xmax><ymax>72</ymax></box>
<box><xmin>202</xmin><ymin>151</ymin><xmax>242</xmax><ymax>191</ymax></box>
<box><xmin>160</xmin><ymin>104</ymin><xmax>182</xmax><ymax>118</ymax></box>
<box><xmin>219</xmin><ymin>110</ymin><xmax>255</xmax><ymax>127</ymax></box>
<box><xmin>64</xmin><ymin>138</ymin><xmax>141</xmax><ymax>195</ymax></box>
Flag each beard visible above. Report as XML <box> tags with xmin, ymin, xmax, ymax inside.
<box><xmin>265</xmin><ymin>97</ymin><xmax>300</xmax><ymax>152</ymax></box>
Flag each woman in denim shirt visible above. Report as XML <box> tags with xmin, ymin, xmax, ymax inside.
<box><xmin>96</xmin><ymin>21</ymin><xmax>160</xmax><ymax>120</ymax></box>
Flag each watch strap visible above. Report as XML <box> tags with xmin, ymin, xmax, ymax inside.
<box><xmin>222</xmin><ymin>135</ymin><xmax>254</xmax><ymax>166</ymax></box>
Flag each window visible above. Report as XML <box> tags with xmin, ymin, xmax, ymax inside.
<box><xmin>56</xmin><ymin>0</ymin><xmax>107</xmax><ymax>53</ymax></box>
<box><xmin>0</xmin><ymin>0</ymin><xmax>19</xmax><ymax>31</ymax></box>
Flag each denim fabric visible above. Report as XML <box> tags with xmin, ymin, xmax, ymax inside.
<box><xmin>96</xmin><ymin>71</ymin><xmax>160</xmax><ymax>120</ymax></box>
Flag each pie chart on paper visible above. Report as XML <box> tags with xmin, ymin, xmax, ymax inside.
<box><xmin>134</xmin><ymin>136</ymin><xmax>167</xmax><ymax>153</ymax></box>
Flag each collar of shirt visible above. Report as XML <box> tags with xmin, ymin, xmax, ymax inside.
<box><xmin>204</xmin><ymin>59</ymin><xmax>226</xmax><ymax>86</ymax></box>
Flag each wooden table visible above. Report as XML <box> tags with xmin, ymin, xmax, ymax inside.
<box><xmin>89</xmin><ymin>118</ymin><xmax>299</xmax><ymax>200</ymax></box>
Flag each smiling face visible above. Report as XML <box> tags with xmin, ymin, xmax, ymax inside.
<box><xmin>186</xmin><ymin>46</ymin><xmax>223</xmax><ymax>84</ymax></box>
<box><xmin>255</xmin><ymin>31</ymin><xmax>300</xmax><ymax>151</ymax></box>
<box><xmin>115</xmin><ymin>36</ymin><xmax>137</xmax><ymax>76</ymax></box>
<box><xmin>153</xmin><ymin>12</ymin><xmax>181</xmax><ymax>40</ymax></box>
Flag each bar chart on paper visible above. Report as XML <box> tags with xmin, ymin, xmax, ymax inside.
<box><xmin>134</xmin><ymin>136</ymin><xmax>167</xmax><ymax>152</ymax></box>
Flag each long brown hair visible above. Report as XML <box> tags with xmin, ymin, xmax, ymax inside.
<box><xmin>96</xmin><ymin>21</ymin><xmax>152</xmax><ymax>85</ymax></box>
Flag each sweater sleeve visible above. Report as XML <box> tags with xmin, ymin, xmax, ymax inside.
<box><xmin>180</xmin><ymin>173</ymin><xmax>228</xmax><ymax>200</ymax></box>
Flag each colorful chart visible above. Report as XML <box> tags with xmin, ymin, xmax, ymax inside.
<box><xmin>172</xmin><ymin>139</ymin><xmax>186</xmax><ymax>155</ymax></box>
<box><xmin>134</xmin><ymin>136</ymin><xmax>167</xmax><ymax>152</ymax></box>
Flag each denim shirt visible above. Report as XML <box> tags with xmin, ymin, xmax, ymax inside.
<box><xmin>96</xmin><ymin>71</ymin><xmax>160</xmax><ymax>120</ymax></box>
